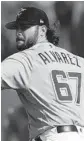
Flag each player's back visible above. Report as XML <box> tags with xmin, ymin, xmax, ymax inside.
<box><xmin>9</xmin><ymin>42</ymin><xmax>84</xmax><ymax>138</ymax></box>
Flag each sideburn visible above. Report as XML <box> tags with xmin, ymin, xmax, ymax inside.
<box><xmin>33</xmin><ymin>25</ymin><xmax>39</xmax><ymax>45</ymax></box>
<box><xmin>26</xmin><ymin>25</ymin><xmax>39</xmax><ymax>48</ymax></box>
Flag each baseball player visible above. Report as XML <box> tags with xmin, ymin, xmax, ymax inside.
<box><xmin>1</xmin><ymin>7</ymin><xmax>84</xmax><ymax>141</ymax></box>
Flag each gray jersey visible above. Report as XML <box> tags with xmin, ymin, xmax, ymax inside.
<box><xmin>1</xmin><ymin>42</ymin><xmax>84</xmax><ymax>139</ymax></box>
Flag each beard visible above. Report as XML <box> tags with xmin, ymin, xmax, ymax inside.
<box><xmin>16</xmin><ymin>40</ymin><xmax>26</xmax><ymax>51</ymax></box>
<box><xmin>16</xmin><ymin>38</ymin><xmax>37</xmax><ymax>51</ymax></box>
<box><xmin>16</xmin><ymin>26</ymin><xmax>39</xmax><ymax>51</ymax></box>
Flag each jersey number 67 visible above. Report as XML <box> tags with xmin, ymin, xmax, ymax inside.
<box><xmin>51</xmin><ymin>70</ymin><xmax>81</xmax><ymax>105</ymax></box>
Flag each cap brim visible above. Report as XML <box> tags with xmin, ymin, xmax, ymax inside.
<box><xmin>5</xmin><ymin>21</ymin><xmax>17</xmax><ymax>30</ymax></box>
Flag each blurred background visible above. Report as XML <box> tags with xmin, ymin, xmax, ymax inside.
<box><xmin>1</xmin><ymin>1</ymin><xmax>84</xmax><ymax>141</ymax></box>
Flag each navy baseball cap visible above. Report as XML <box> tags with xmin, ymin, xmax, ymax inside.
<box><xmin>5</xmin><ymin>7</ymin><xmax>49</xmax><ymax>30</ymax></box>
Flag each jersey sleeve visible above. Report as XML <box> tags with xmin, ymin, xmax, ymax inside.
<box><xmin>1</xmin><ymin>53</ymin><xmax>33</xmax><ymax>90</ymax></box>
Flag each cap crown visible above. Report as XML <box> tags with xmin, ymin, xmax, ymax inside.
<box><xmin>5</xmin><ymin>7</ymin><xmax>49</xmax><ymax>29</ymax></box>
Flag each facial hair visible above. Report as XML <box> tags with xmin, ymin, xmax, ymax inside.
<box><xmin>26</xmin><ymin>26</ymin><xmax>39</xmax><ymax>49</ymax></box>
<box><xmin>16</xmin><ymin>26</ymin><xmax>39</xmax><ymax>51</ymax></box>
<box><xmin>16</xmin><ymin>34</ymin><xmax>25</xmax><ymax>51</ymax></box>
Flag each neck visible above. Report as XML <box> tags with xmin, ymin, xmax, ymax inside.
<box><xmin>36</xmin><ymin>36</ymin><xmax>48</xmax><ymax>44</ymax></box>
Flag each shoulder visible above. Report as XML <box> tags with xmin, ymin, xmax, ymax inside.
<box><xmin>2</xmin><ymin>50</ymin><xmax>34</xmax><ymax>72</ymax></box>
<box><xmin>59</xmin><ymin>47</ymin><xmax>84</xmax><ymax>67</ymax></box>
<box><xmin>77</xmin><ymin>55</ymin><xmax>84</xmax><ymax>67</ymax></box>
<box><xmin>3</xmin><ymin>50</ymin><xmax>32</xmax><ymax>65</ymax></box>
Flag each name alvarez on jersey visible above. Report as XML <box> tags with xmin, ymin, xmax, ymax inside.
<box><xmin>38</xmin><ymin>50</ymin><xmax>80</xmax><ymax>67</ymax></box>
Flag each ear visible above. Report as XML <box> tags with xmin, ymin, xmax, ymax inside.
<box><xmin>41</xmin><ymin>25</ymin><xmax>47</xmax><ymax>34</ymax></box>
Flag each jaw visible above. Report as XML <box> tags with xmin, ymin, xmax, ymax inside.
<box><xmin>16</xmin><ymin>40</ymin><xmax>26</xmax><ymax>51</ymax></box>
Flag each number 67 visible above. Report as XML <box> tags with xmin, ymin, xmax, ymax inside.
<box><xmin>51</xmin><ymin>70</ymin><xmax>81</xmax><ymax>104</ymax></box>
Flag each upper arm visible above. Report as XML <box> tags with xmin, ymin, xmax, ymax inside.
<box><xmin>1</xmin><ymin>57</ymin><xmax>32</xmax><ymax>90</ymax></box>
